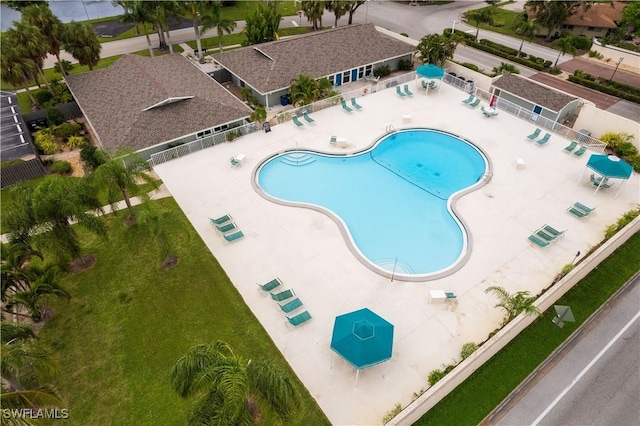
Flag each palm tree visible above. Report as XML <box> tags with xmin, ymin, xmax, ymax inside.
<box><xmin>243</xmin><ymin>1</ymin><xmax>281</xmax><ymax>45</ymax></box>
<box><xmin>64</xmin><ymin>21</ymin><xmax>102</xmax><ymax>70</ymax></box>
<box><xmin>200</xmin><ymin>1</ymin><xmax>237</xmax><ymax>53</ymax></box>
<box><xmin>347</xmin><ymin>0</ymin><xmax>366</xmax><ymax>25</ymax></box>
<box><xmin>302</xmin><ymin>0</ymin><xmax>324</xmax><ymax>30</ymax></box>
<box><xmin>416</xmin><ymin>33</ymin><xmax>460</xmax><ymax>67</ymax></box>
<box><xmin>1</xmin><ymin>242</ymin><xmax>43</xmax><ymax>313</ymax></box>
<box><xmin>6</xmin><ymin>21</ymin><xmax>53</xmax><ymax>93</ymax></box>
<box><xmin>290</xmin><ymin>74</ymin><xmax>320</xmax><ymax>106</ymax></box>
<box><xmin>21</xmin><ymin>4</ymin><xmax>67</xmax><ymax>76</ymax></box>
<box><xmin>492</xmin><ymin>62</ymin><xmax>520</xmax><ymax>76</ymax></box>
<box><xmin>178</xmin><ymin>0</ymin><xmax>215</xmax><ymax>62</ymax></box>
<box><xmin>6</xmin><ymin>265</ymin><xmax>70</xmax><ymax>322</ymax></box>
<box><xmin>153</xmin><ymin>0</ymin><xmax>180</xmax><ymax>54</ymax></box>
<box><xmin>485</xmin><ymin>286</ymin><xmax>540</xmax><ymax>325</ymax></box>
<box><xmin>169</xmin><ymin>341</ymin><xmax>301</xmax><ymax>424</ymax></box>
<box><xmin>465</xmin><ymin>6</ymin><xmax>495</xmax><ymax>41</ymax></box>
<box><xmin>512</xmin><ymin>14</ymin><xmax>539</xmax><ymax>56</ymax></box>
<box><xmin>117</xmin><ymin>0</ymin><xmax>155</xmax><ymax>57</ymax></box>
<box><xmin>3</xmin><ymin>176</ymin><xmax>106</xmax><ymax>267</ymax></box>
<box><xmin>552</xmin><ymin>37</ymin><xmax>577</xmax><ymax>66</ymax></box>
<box><xmin>92</xmin><ymin>149</ymin><xmax>159</xmax><ymax>225</ymax></box>
<box><xmin>326</xmin><ymin>0</ymin><xmax>351</xmax><ymax>28</ymax></box>
<box><xmin>0</xmin><ymin>44</ymin><xmax>39</xmax><ymax>107</ymax></box>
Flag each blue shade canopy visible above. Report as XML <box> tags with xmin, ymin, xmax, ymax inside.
<box><xmin>586</xmin><ymin>154</ymin><xmax>633</xmax><ymax>179</ymax></box>
<box><xmin>330</xmin><ymin>308</ymin><xmax>394</xmax><ymax>370</ymax></box>
<box><xmin>416</xmin><ymin>64</ymin><xmax>445</xmax><ymax>79</ymax></box>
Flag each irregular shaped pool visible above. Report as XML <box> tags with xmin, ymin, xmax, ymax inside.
<box><xmin>255</xmin><ymin>129</ymin><xmax>490</xmax><ymax>281</ymax></box>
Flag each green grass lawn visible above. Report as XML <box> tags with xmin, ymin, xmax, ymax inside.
<box><xmin>36</xmin><ymin>197</ymin><xmax>329</xmax><ymax>425</ymax></box>
<box><xmin>466</xmin><ymin>6</ymin><xmax>522</xmax><ymax>37</ymax></box>
<box><xmin>186</xmin><ymin>26</ymin><xmax>311</xmax><ymax>52</ymax></box>
<box><xmin>415</xmin><ymin>231</ymin><xmax>640</xmax><ymax>425</ymax></box>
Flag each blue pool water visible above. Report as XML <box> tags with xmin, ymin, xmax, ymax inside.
<box><xmin>256</xmin><ymin>129</ymin><xmax>488</xmax><ymax>279</ymax></box>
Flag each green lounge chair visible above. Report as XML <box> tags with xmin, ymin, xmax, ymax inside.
<box><xmin>542</xmin><ymin>225</ymin><xmax>564</xmax><ymax>238</ymax></box>
<box><xmin>573</xmin><ymin>145</ymin><xmax>588</xmax><ymax>157</ymax></box>
<box><xmin>590</xmin><ymin>174</ymin><xmax>611</xmax><ymax>188</ymax></box>
<box><xmin>535</xmin><ymin>229</ymin><xmax>556</xmax><ymax>242</ymax></box>
<box><xmin>258</xmin><ymin>277</ymin><xmax>282</xmax><ymax>292</ymax></box>
<box><xmin>526</xmin><ymin>128</ymin><xmax>541</xmax><ymax>140</ymax></box>
<box><xmin>528</xmin><ymin>234</ymin><xmax>549</xmax><ymax>247</ymax></box>
<box><xmin>292</xmin><ymin>116</ymin><xmax>304</xmax><ymax>127</ymax></box>
<box><xmin>271</xmin><ymin>288</ymin><xmax>295</xmax><ymax>302</ymax></box>
<box><xmin>215</xmin><ymin>222</ymin><xmax>236</xmax><ymax>233</ymax></box>
<box><xmin>350</xmin><ymin>97</ymin><xmax>363</xmax><ymax>109</ymax></box>
<box><xmin>396</xmin><ymin>86</ymin><xmax>406</xmax><ymax>97</ymax></box>
<box><xmin>224</xmin><ymin>230</ymin><xmax>244</xmax><ymax>242</ymax></box>
<box><xmin>574</xmin><ymin>202</ymin><xmax>595</xmax><ymax>214</ymax></box>
<box><xmin>210</xmin><ymin>214</ymin><xmax>232</xmax><ymax>225</ymax></box>
<box><xmin>563</xmin><ymin>140</ymin><xmax>578</xmax><ymax>153</ymax></box>
<box><xmin>302</xmin><ymin>111</ymin><xmax>314</xmax><ymax>123</ymax></box>
<box><xmin>567</xmin><ymin>206</ymin><xmax>589</xmax><ymax>218</ymax></box>
<box><xmin>445</xmin><ymin>292</ymin><xmax>456</xmax><ymax>300</ymax></box>
<box><xmin>341</xmin><ymin>99</ymin><xmax>353</xmax><ymax>112</ymax></box>
<box><xmin>403</xmin><ymin>84</ymin><xmax>413</xmax><ymax>96</ymax></box>
<box><xmin>279</xmin><ymin>297</ymin><xmax>303</xmax><ymax>313</ymax></box>
<box><xmin>462</xmin><ymin>94</ymin><xmax>474</xmax><ymax>104</ymax></box>
<box><xmin>468</xmin><ymin>98</ymin><xmax>481</xmax><ymax>108</ymax></box>
<box><xmin>536</xmin><ymin>133</ymin><xmax>551</xmax><ymax>146</ymax></box>
<box><xmin>286</xmin><ymin>310</ymin><xmax>312</xmax><ymax>327</ymax></box>
<box><xmin>428</xmin><ymin>81</ymin><xmax>437</xmax><ymax>89</ymax></box>
<box><xmin>421</xmin><ymin>80</ymin><xmax>429</xmax><ymax>90</ymax></box>
<box><xmin>230</xmin><ymin>157</ymin><xmax>241</xmax><ymax>167</ymax></box>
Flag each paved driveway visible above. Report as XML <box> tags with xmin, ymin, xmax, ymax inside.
<box><xmin>529</xmin><ymin>73</ymin><xmax>621</xmax><ymax>109</ymax></box>
<box><xmin>560</xmin><ymin>57</ymin><xmax>640</xmax><ymax>87</ymax></box>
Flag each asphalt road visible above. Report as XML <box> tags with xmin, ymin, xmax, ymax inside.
<box><xmin>487</xmin><ymin>274</ymin><xmax>640</xmax><ymax>426</ymax></box>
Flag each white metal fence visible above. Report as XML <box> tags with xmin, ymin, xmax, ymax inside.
<box><xmin>149</xmin><ymin>121</ymin><xmax>260</xmax><ymax>167</ymax></box>
<box><xmin>471</xmin><ymin>87</ymin><xmax>607</xmax><ymax>153</ymax></box>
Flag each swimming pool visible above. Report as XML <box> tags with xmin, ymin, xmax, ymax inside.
<box><xmin>255</xmin><ymin>128</ymin><xmax>491</xmax><ymax>280</ymax></box>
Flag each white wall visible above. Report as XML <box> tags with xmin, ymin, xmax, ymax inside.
<box><xmin>443</xmin><ymin>61</ymin><xmax>495</xmax><ymax>92</ymax></box>
<box><xmin>574</xmin><ymin>104</ymin><xmax>640</xmax><ymax>150</ymax></box>
<box><xmin>591</xmin><ymin>39</ymin><xmax>640</xmax><ymax>73</ymax></box>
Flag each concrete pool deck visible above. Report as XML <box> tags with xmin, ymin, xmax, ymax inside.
<box><xmin>154</xmin><ymin>81</ymin><xmax>639</xmax><ymax>426</ymax></box>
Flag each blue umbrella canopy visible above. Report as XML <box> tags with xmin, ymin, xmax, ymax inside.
<box><xmin>586</xmin><ymin>154</ymin><xmax>633</xmax><ymax>179</ymax></box>
<box><xmin>330</xmin><ymin>308</ymin><xmax>394</xmax><ymax>370</ymax></box>
<box><xmin>416</xmin><ymin>64</ymin><xmax>445</xmax><ymax>79</ymax></box>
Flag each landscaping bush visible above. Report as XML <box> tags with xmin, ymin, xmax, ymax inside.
<box><xmin>548</xmin><ymin>66</ymin><xmax>562</xmax><ymax>75</ymax></box>
<box><xmin>428</xmin><ymin>369</ymin><xmax>446</xmax><ymax>386</ymax></box>
<box><xmin>464</xmin><ymin>39</ymin><xmax>546</xmax><ymax>71</ymax></box>
<box><xmin>568</xmin><ymin>74</ymin><xmax>640</xmax><ymax>104</ymax></box>
<box><xmin>624</xmin><ymin>154</ymin><xmax>640</xmax><ymax>173</ymax></box>
<box><xmin>34</xmin><ymin>89</ymin><xmax>53</xmax><ymax>106</ymax></box>
<box><xmin>398</xmin><ymin>59</ymin><xmax>413</xmax><ymax>71</ymax></box>
<box><xmin>33</xmin><ymin>128</ymin><xmax>60</xmax><ymax>154</ymax></box>
<box><xmin>66</xmin><ymin>136</ymin><xmax>86</xmax><ymax>149</ymax></box>
<box><xmin>50</xmin><ymin>160</ymin><xmax>73</xmax><ymax>175</ymax></box>
<box><xmin>55</xmin><ymin>122</ymin><xmax>82</xmax><ymax>141</ymax></box>
<box><xmin>604</xmin><ymin>208</ymin><xmax>640</xmax><ymax>240</ymax></box>
<box><xmin>588</xmin><ymin>50</ymin><xmax>603</xmax><ymax>59</ymax></box>
<box><xmin>479</xmin><ymin>39</ymin><xmax>518</xmax><ymax>56</ymax></box>
<box><xmin>600</xmin><ymin>132</ymin><xmax>634</xmax><ymax>151</ymax></box>
<box><xmin>373</xmin><ymin>64</ymin><xmax>391</xmax><ymax>77</ymax></box>
<box><xmin>79</xmin><ymin>140</ymin><xmax>106</xmax><ymax>171</ymax></box>
<box><xmin>45</xmin><ymin>107</ymin><xmax>66</xmax><ymax>126</ymax></box>
<box><xmin>566</xmin><ymin>34</ymin><xmax>593</xmax><ymax>51</ymax></box>
<box><xmin>460</xmin><ymin>342</ymin><xmax>479</xmax><ymax>360</ymax></box>
<box><xmin>461</xmin><ymin>62</ymin><xmax>480</xmax><ymax>72</ymax></box>
<box><xmin>617</xmin><ymin>142</ymin><xmax>638</xmax><ymax>157</ymax></box>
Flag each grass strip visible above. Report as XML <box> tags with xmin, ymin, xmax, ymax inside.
<box><xmin>415</xmin><ymin>231</ymin><xmax>640</xmax><ymax>425</ymax></box>
<box><xmin>36</xmin><ymin>197</ymin><xmax>329</xmax><ymax>425</ymax></box>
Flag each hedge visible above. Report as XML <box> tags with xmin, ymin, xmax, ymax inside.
<box><xmin>568</xmin><ymin>74</ymin><xmax>640</xmax><ymax>105</ymax></box>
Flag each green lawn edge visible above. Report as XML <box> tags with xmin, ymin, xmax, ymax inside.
<box><xmin>414</xmin><ymin>231</ymin><xmax>640</xmax><ymax>425</ymax></box>
<box><xmin>36</xmin><ymin>197</ymin><xmax>329</xmax><ymax>425</ymax></box>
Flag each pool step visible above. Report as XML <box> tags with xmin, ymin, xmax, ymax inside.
<box><xmin>280</xmin><ymin>154</ymin><xmax>316</xmax><ymax>166</ymax></box>
<box><xmin>374</xmin><ymin>258</ymin><xmax>416</xmax><ymax>275</ymax></box>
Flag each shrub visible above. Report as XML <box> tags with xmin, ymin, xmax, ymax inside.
<box><xmin>624</xmin><ymin>154</ymin><xmax>640</xmax><ymax>173</ymax></box>
<box><xmin>588</xmin><ymin>50</ymin><xmax>603</xmax><ymax>59</ymax></box>
<box><xmin>66</xmin><ymin>136</ymin><xmax>86</xmax><ymax>149</ymax></box>
<box><xmin>373</xmin><ymin>65</ymin><xmax>391</xmax><ymax>77</ymax></box>
<box><xmin>50</xmin><ymin>160</ymin><xmax>72</xmax><ymax>175</ymax></box>
<box><xmin>604</xmin><ymin>208</ymin><xmax>640</xmax><ymax>240</ymax></box>
<box><xmin>617</xmin><ymin>141</ymin><xmax>638</xmax><ymax>157</ymax></box>
<box><xmin>54</xmin><ymin>122</ymin><xmax>81</xmax><ymax>140</ymax></box>
<box><xmin>45</xmin><ymin>107</ymin><xmax>65</xmax><ymax>126</ymax></box>
<box><xmin>400</xmin><ymin>32</ymin><xmax>409</xmax><ymax>37</ymax></box>
<box><xmin>566</xmin><ymin>35</ymin><xmax>592</xmax><ymax>51</ymax></box>
<box><xmin>428</xmin><ymin>369</ymin><xmax>446</xmax><ymax>386</ymax></box>
<box><xmin>461</xmin><ymin>62</ymin><xmax>479</xmax><ymax>72</ymax></box>
<box><xmin>398</xmin><ymin>59</ymin><xmax>413</xmax><ymax>71</ymax></box>
<box><xmin>53</xmin><ymin>59</ymin><xmax>74</xmax><ymax>75</ymax></box>
<box><xmin>79</xmin><ymin>140</ymin><xmax>105</xmax><ymax>171</ymax></box>
<box><xmin>548</xmin><ymin>66</ymin><xmax>562</xmax><ymax>75</ymax></box>
<box><xmin>600</xmin><ymin>132</ymin><xmax>633</xmax><ymax>151</ymax></box>
<box><xmin>34</xmin><ymin>89</ymin><xmax>53</xmax><ymax>106</ymax></box>
<box><xmin>460</xmin><ymin>342</ymin><xmax>479</xmax><ymax>360</ymax></box>
<box><xmin>34</xmin><ymin>128</ymin><xmax>60</xmax><ymax>154</ymax></box>
<box><xmin>250</xmin><ymin>106</ymin><xmax>266</xmax><ymax>123</ymax></box>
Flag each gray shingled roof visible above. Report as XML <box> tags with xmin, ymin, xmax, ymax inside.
<box><xmin>213</xmin><ymin>24</ymin><xmax>415</xmax><ymax>94</ymax></box>
<box><xmin>492</xmin><ymin>74</ymin><xmax>577</xmax><ymax>112</ymax></box>
<box><xmin>65</xmin><ymin>54</ymin><xmax>251</xmax><ymax>152</ymax></box>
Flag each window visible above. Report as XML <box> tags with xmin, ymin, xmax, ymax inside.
<box><xmin>358</xmin><ymin>67</ymin><xmax>365</xmax><ymax>79</ymax></box>
<box><xmin>365</xmin><ymin>64</ymin><xmax>373</xmax><ymax>76</ymax></box>
<box><xmin>328</xmin><ymin>75</ymin><xmax>335</xmax><ymax>85</ymax></box>
<box><xmin>587</xmin><ymin>27</ymin><xmax>599</xmax><ymax>31</ymax></box>
<box><xmin>196</xmin><ymin>129</ymin><xmax>212</xmax><ymax>138</ymax></box>
<box><xmin>562</xmin><ymin>24</ymin><xmax>574</xmax><ymax>30</ymax></box>
<box><xmin>342</xmin><ymin>70</ymin><xmax>351</xmax><ymax>84</ymax></box>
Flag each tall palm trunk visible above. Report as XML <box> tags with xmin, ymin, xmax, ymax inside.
<box><xmin>120</xmin><ymin>186</ymin><xmax>136</xmax><ymax>224</ymax></box>
<box><xmin>55</xmin><ymin>54</ymin><xmax>67</xmax><ymax>76</ymax></box>
<box><xmin>22</xmin><ymin>84</ymin><xmax>38</xmax><ymax>108</ymax></box>
<box><xmin>145</xmin><ymin>32</ymin><xmax>154</xmax><ymax>56</ymax></box>
<box><xmin>193</xmin><ymin>18</ymin><xmax>203</xmax><ymax>61</ymax></box>
<box><xmin>165</xmin><ymin>27</ymin><xmax>174</xmax><ymax>54</ymax></box>
<box><xmin>36</xmin><ymin>66</ymin><xmax>53</xmax><ymax>93</ymax></box>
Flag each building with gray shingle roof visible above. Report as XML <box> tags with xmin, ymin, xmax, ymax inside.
<box><xmin>212</xmin><ymin>24</ymin><xmax>415</xmax><ymax>107</ymax></box>
<box><xmin>491</xmin><ymin>74</ymin><xmax>581</xmax><ymax>124</ymax></box>
<box><xmin>65</xmin><ymin>54</ymin><xmax>252</xmax><ymax>157</ymax></box>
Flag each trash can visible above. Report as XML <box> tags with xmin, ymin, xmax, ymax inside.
<box><xmin>263</xmin><ymin>122</ymin><xmax>271</xmax><ymax>133</ymax></box>
<box><xmin>280</xmin><ymin>95</ymin><xmax>287</xmax><ymax>106</ymax></box>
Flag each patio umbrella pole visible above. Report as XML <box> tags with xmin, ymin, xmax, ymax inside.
<box><xmin>355</xmin><ymin>369</ymin><xmax>360</xmax><ymax>388</ymax></box>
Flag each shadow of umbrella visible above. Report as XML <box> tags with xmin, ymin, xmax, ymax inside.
<box><xmin>330</xmin><ymin>308</ymin><xmax>394</xmax><ymax>387</ymax></box>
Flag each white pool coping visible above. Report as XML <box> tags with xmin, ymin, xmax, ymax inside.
<box><xmin>154</xmin><ymin>81</ymin><xmax>639</xmax><ymax>426</ymax></box>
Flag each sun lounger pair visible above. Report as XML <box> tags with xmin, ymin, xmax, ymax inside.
<box><xmin>396</xmin><ymin>85</ymin><xmax>413</xmax><ymax>97</ymax></box>
<box><xmin>466</xmin><ymin>98</ymin><xmax>481</xmax><ymax>108</ymax></box>
<box><xmin>567</xmin><ymin>202</ymin><xmax>596</xmax><ymax>218</ymax></box>
<box><xmin>526</xmin><ymin>128</ymin><xmax>541</xmax><ymax>140</ymax></box>
<box><xmin>292</xmin><ymin>115</ymin><xmax>304</xmax><ymax>127</ymax></box>
<box><xmin>271</xmin><ymin>288</ymin><xmax>311</xmax><ymax>320</ymax></box>
<box><xmin>563</xmin><ymin>140</ymin><xmax>588</xmax><ymax>156</ymax></box>
<box><xmin>462</xmin><ymin>94</ymin><xmax>475</xmax><ymax>104</ymax></box>
<box><xmin>528</xmin><ymin>224</ymin><xmax>565</xmax><ymax>247</ymax></box>
<box><xmin>421</xmin><ymin>80</ymin><xmax>437</xmax><ymax>90</ymax></box>
<box><xmin>341</xmin><ymin>99</ymin><xmax>353</xmax><ymax>112</ymax></box>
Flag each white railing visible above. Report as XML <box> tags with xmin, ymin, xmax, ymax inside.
<box><xmin>374</xmin><ymin>71</ymin><xmax>417</xmax><ymax>93</ymax></box>
<box><xmin>149</xmin><ymin>121</ymin><xmax>260</xmax><ymax>167</ymax></box>
<box><xmin>273</xmin><ymin>87</ymin><xmax>370</xmax><ymax>125</ymax></box>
